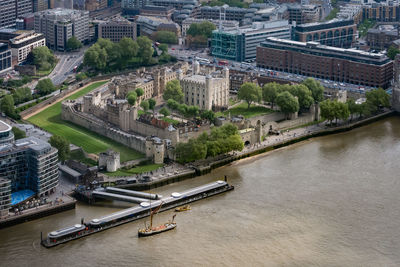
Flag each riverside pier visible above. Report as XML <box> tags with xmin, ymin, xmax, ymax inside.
<box><xmin>41</xmin><ymin>180</ymin><xmax>234</xmax><ymax>248</ymax></box>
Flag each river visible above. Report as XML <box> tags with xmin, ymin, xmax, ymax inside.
<box><xmin>1</xmin><ymin>117</ymin><xmax>400</xmax><ymax>266</ymax></box>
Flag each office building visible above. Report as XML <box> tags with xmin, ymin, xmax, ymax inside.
<box><xmin>256</xmin><ymin>37</ymin><xmax>393</xmax><ymax>89</ymax></box>
<box><xmin>0</xmin><ymin>43</ymin><xmax>12</xmax><ymax>73</ymax></box>
<box><xmin>150</xmin><ymin>0</ymin><xmax>198</xmax><ymax>10</ymax></box>
<box><xmin>287</xmin><ymin>4</ymin><xmax>320</xmax><ymax>24</ymax></box>
<box><xmin>34</xmin><ymin>8</ymin><xmax>89</xmax><ymax>51</ymax></box>
<box><xmin>122</xmin><ymin>0</ymin><xmax>148</xmax><ymax>8</ymax></box>
<box><xmin>367</xmin><ymin>24</ymin><xmax>400</xmax><ymax>51</ymax></box>
<box><xmin>212</xmin><ymin>20</ymin><xmax>291</xmax><ymax>62</ymax></box>
<box><xmin>1</xmin><ymin>0</ymin><xmax>33</xmax><ymax>29</ymax></box>
<box><xmin>98</xmin><ymin>18</ymin><xmax>137</xmax><ymax>42</ymax></box>
<box><xmin>136</xmin><ymin>16</ymin><xmax>181</xmax><ymax>38</ymax></box>
<box><xmin>9</xmin><ymin>31</ymin><xmax>46</xmax><ymax>63</ymax></box>
<box><xmin>0</xmin><ymin>120</ymin><xmax>59</xmax><ymax>216</ymax></box>
<box><xmin>292</xmin><ymin>19</ymin><xmax>357</xmax><ymax>48</ymax></box>
<box><xmin>362</xmin><ymin>3</ymin><xmax>400</xmax><ymax>22</ymax></box>
<box><xmin>33</xmin><ymin>0</ymin><xmax>49</xmax><ymax>12</ymax></box>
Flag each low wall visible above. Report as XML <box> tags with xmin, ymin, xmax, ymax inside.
<box><xmin>62</xmin><ymin>102</ymin><xmax>147</xmax><ymax>153</ymax></box>
<box><xmin>20</xmin><ymin>80</ymin><xmax>92</xmax><ymax>118</ymax></box>
<box><xmin>277</xmin><ymin>113</ymin><xmax>315</xmax><ymax>130</ymax></box>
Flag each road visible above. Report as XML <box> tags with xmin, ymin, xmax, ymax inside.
<box><xmin>49</xmin><ymin>50</ymin><xmax>85</xmax><ymax>85</ymax></box>
<box><xmin>168</xmin><ymin>46</ymin><xmax>376</xmax><ymax>94</ymax></box>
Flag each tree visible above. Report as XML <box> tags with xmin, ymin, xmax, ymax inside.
<box><xmin>66</xmin><ymin>36</ymin><xmax>83</xmax><ymax>51</ymax></box>
<box><xmin>12</xmin><ymin>127</ymin><xmax>26</xmax><ymax>140</ymax></box>
<box><xmin>200</xmin><ymin>110</ymin><xmax>215</xmax><ymax>122</ymax></box>
<box><xmin>135</xmin><ymin>88</ymin><xmax>144</xmax><ymax>97</ymax></box>
<box><xmin>31</xmin><ymin>46</ymin><xmax>56</xmax><ymax>71</ymax></box>
<box><xmin>76</xmin><ymin>72</ymin><xmax>88</xmax><ymax>81</ymax></box>
<box><xmin>388</xmin><ymin>46</ymin><xmax>400</xmax><ymax>60</ymax></box>
<box><xmin>159</xmin><ymin>43</ymin><xmax>168</xmax><ymax>53</ymax></box>
<box><xmin>127</xmin><ymin>94</ymin><xmax>137</xmax><ymax>106</ymax></box>
<box><xmin>140</xmin><ymin>99</ymin><xmax>150</xmax><ymax>111</ymax></box>
<box><xmin>160</xmin><ymin>107</ymin><xmax>170</xmax><ymax>117</ymax></box>
<box><xmin>167</xmin><ymin>99</ymin><xmax>179</xmax><ymax>110</ymax></box>
<box><xmin>12</xmin><ymin>87</ymin><xmax>32</xmax><ymax>105</ymax></box>
<box><xmin>148</xmin><ymin>98</ymin><xmax>156</xmax><ymax>112</ymax></box>
<box><xmin>163</xmin><ymin>80</ymin><xmax>184</xmax><ymax>103</ymax></box>
<box><xmin>302</xmin><ymin>78</ymin><xmax>324</xmax><ymax>103</ymax></box>
<box><xmin>320</xmin><ymin>100</ymin><xmax>337</xmax><ymax>125</ymax></box>
<box><xmin>262</xmin><ymin>82</ymin><xmax>280</xmax><ymax>109</ymax></box>
<box><xmin>186</xmin><ymin>105</ymin><xmax>199</xmax><ymax>119</ymax></box>
<box><xmin>175</xmin><ymin>139</ymin><xmax>207</xmax><ymax>163</ymax></box>
<box><xmin>346</xmin><ymin>99</ymin><xmax>359</xmax><ymax>120</ymax></box>
<box><xmin>276</xmin><ymin>91</ymin><xmax>299</xmax><ymax>119</ymax></box>
<box><xmin>118</xmin><ymin>37</ymin><xmax>138</xmax><ymax>67</ymax></box>
<box><xmin>237</xmin><ymin>82</ymin><xmax>262</xmax><ymax>109</ymax></box>
<box><xmin>365</xmin><ymin>88</ymin><xmax>390</xmax><ymax>113</ymax></box>
<box><xmin>83</xmin><ymin>43</ymin><xmax>107</xmax><ymax>70</ymax></box>
<box><xmin>49</xmin><ymin>135</ymin><xmax>70</xmax><ymax>162</ymax></box>
<box><xmin>187</xmin><ymin>21</ymin><xmax>216</xmax><ymax>38</ymax></box>
<box><xmin>0</xmin><ymin>95</ymin><xmax>19</xmax><ymax>119</ymax></box>
<box><xmin>126</xmin><ymin>91</ymin><xmax>137</xmax><ymax>106</ymax></box>
<box><xmin>155</xmin><ymin>31</ymin><xmax>178</xmax><ymax>44</ymax></box>
<box><xmin>137</xmin><ymin>36</ymin><xmax>154</xmax><ymax>64</ymax></box>
<box><xmin>35</xmin><ymin>78</ymin><xmax>56</xmax><ymax>96</ymax></box>
<box><xmin>289</xmin><ymin>84</ymin><xmax>314</xmax><ymax>110</ymax></box>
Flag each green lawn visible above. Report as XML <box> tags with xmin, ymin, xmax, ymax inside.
<box><xmin>27</xmin><ymin>81</ymin><xmax>144</xmax><ymax>162</ymax></box>
<box><xmin>105</xmin><ymin>163</ymin><xmax>164</xmax><ymax>176</ymax></box>
<box><xmin>223</xmin><ymin>102</ymin><xmax>273</xmax><ymax>118</ymax></box>
<box><xmin>161</xmin><ymin>116</ymin><xmax>179</xmax><ymax>125</ymax></box>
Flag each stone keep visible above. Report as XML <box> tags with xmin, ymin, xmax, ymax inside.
<box><xmin>99</xmin><ymin>150</ymin><xmax>120</xmax><ymax>172</ymax></box>
<box><xmin>145</xmin><ymin>137</ymin><xmax>165</xmax><ymax>164</ymax></box>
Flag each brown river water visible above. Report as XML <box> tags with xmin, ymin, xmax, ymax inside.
<box><xmin>1</xmin><ymin>116</ymin><xmax>400</xmax><ymax>267</ymax></box>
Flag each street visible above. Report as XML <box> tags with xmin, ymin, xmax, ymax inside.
<box><xmin>49</xmin><ymin>50</ymin><xmax>85</xmax><ymax>85</ymax></box>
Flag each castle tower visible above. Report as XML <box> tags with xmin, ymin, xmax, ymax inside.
<box><xmin>205</xmin><ymin>74</ymin><xmax>213</xmax><ymax>110</ymax></box>
<box><xmin>193</xmin><ymin>60</ymin><xmax>200</xmax><ymax>75</ymax></box>
<box><xmin>393</xmin><ymin>54</ymin><xmax>400</xmax><ymax>112</ymax></box>
<box><xmin>176</xmin><ymin>69</ymin><xmax>183</xmax><ymax>80</ymax></box>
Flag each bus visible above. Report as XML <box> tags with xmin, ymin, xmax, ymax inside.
<box><xmin>218</xmin><ymin>60</ymin><xmax>229</xmax><ymax>66</ymax></box>
<box><xmin>195</xmin><ymin>57</ymin><xmax>210</xmax><ymax>64</ymax></box>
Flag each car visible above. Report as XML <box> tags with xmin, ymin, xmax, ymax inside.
<box><xmin>339</xmin><ymin>83</ymin><xmax>344</xmax><ymax>86</ymax></box>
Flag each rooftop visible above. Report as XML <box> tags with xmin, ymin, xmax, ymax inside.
<box><xmin>0</xmin><ymin>120</ymin><xmax>12</xmax><ymax>133</ymax></box>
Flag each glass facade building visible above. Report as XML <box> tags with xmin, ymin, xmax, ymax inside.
<box><xmin>0</xmin><ymin>121</ymin><xmax>59</xmax><ymax>216</ymax></box>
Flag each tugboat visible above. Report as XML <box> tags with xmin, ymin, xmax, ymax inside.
<box><xmin>175</xmin><ymin>205</ymin><xmax>191</xmax><ymax>212</ymax></box>
<box><xmin>138</xmin><ymin>201</ymin><xmax>177</xmax><ymax>237</ymax></box>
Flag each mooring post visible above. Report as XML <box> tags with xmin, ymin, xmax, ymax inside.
<box><xmin>224</xmin><ymin>175</ymin><xmax>227</xmax><ymax>182</ymax></box>
<box><xmin>81</xmin><ymin>217</ymin><xmax>84</xmax><ymax>225</ymax></box>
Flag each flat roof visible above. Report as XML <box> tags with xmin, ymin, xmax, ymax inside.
<box><xmin>0</xmin><ymin>120</ymin><xmax>12</xmax><ymax>133</ymax></box>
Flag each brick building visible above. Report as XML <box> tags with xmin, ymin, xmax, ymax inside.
<box><xmin>292</xmin><ymin>19</ymin><xmax>357</xmax><ymax>48</ymax></box>
<box><xmin>256</xmin><ymin>37</ymin><xmax>393</xmax><ymax>88</ymax></box>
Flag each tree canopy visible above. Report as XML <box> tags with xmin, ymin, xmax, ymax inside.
<box><xmin>155</xmin><ymin>31</ymin><xmax>178</xmax><ymax>44</ymax></box>
<box><xmin>31</xmin><ymin>46</ymin><xmax>56</xmax><ymax>71</ymax></box>
<box><xmin>148</xmin><ymin>98</ymin><xmax>156</xmax><ymax>111</ymax></box>
<box><xmin>0</xmin><ymin>95</ymin><xmax>19</xmax><ymax>119</ymax></box>
<box><xmin>126</xmin><ymin>91</ymin><xmax>137</xmax><ymax>106</ymax></box>
<box><xmin>12</xmin><ymin>87</ymin><xmax>32</xmax><ymax>105</ymax></box>
<box><xmin>163</xmin><ymin>80</ymin><xmax>184</xmax><ymax>103</ymax></box>
<box><xmin>276</xmin><ymin>91</ymin><xmax>299</xmax><ymax>118</ymax></box>
<box><xmin>12</xmin><ymin>127</ymin><xmax>26</xmax><ymax>140</ymax></box>
<box><xmin>140</xmin><ymin>99</ymin><xmax>150</xmax><ymax>111</ymax></box>
<box><xmin>187</xmin><ymin>21</ymin><xmax>216</xmax><ymax>38</ymax></box>
<box><xmin>175</xmin><ymin>123</ymin><xmax>244</xmax><ymax>163</ymax></box>
<box><xmin>137</xmin><ymin>36</ymin><xmax>154</xmax><ymax>65</ymax></box>
<box><xmin>159</xmin><ymin>107</ymin><xmax>170</xmax><ymax>117</ymax></box>
<box><xmin>365</xmin><ymin>88</ymin><xmax>390</xmax><ymax>113</ymax></box>
<box><xmin>49</xmin><ymin>135</ymin><xmax>70</xmax><ymax>162</ymax></box>
<box><xmin>35</xmin><ymin>78</ymin><xmax>56</xmax><ymax>96</ymax></box>
<box><xmin>66</xmin><ymin>36</ymin><xmax>83</xmax><ymax>51</ymax></box>
<box><xmin>388</xmin><ymin>46</ymin><xmax>400</xmax><ymax>60</ymax></box>
<box><xmin>302</xmin><ymin>78</ymin><xmax>324</xmax><ymax>103</ymax></box>
<box><xmin>262</xmin><ymin>82</ymin><xmax>280</xmax><ymax>109</ymax></box>
<box><xmin>237</xmin><ymin>82</ymin><xmax>262</xmax><ymax>109</ymax></box>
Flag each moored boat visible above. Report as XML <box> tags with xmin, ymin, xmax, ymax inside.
<box><xmin>138</xmin><ymin>202</ymin><xmax>176</xmax><ymax>237</ymax></box>
<box><xmin>175</xmin><ymin>205</ymin><xmax>191</xmax><ymax>212</ymax></box>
